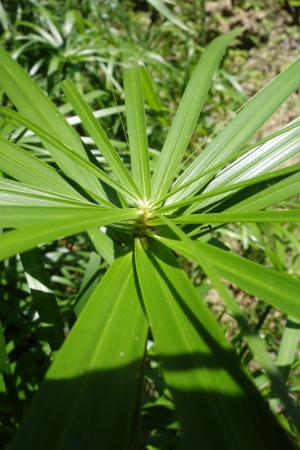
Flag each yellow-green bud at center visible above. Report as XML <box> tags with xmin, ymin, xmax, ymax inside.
<box><xmin>137</xmin><ymin>199</ymin><xmax>153</xmax><ymax>226</ymax></box>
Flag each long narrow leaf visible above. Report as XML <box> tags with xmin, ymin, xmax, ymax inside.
<box><xmin>157</xmin><ymin>214</ymin><xmax>300</xmax><ymax>430</ymax></box>
<box><xmin>124</xmin><ymin>65</ymin><xmax>151</xmax><ymax>199</ymax></box>
<box><xmin>21</xmin><ymin>249</ymin><xmax>64</xmax><ymax>351</ymax></box>
<box><xmin>0</xmin><ymin>108</ymin><xmax>136</xmax><ymax>202</ymax></box>
<box><xmin>156</xmin><ymin>236</ymin><xmax>300</xmax><ymax>320</ymax></box>
<box><xmin>0</xmin><ymin>208</ymin><xmax>137</xmax><ymax>261</ymax></box>
<box><xmin>146</xmin><ymin>0</ymin><xmax>189</xmax><ymax>32</ymax></box>
<box><xmin>151</xmin><ymin>210</ymin><xmax>300</xmax><ymax>225</ymax></box>
<box><xmin>61</xmin><ymin>79</ymin><xmax>140</xmax><ymax>197</ymax></box>
<box><xmin>151</xmin><ymin>29</ymin><xmax>241</xmax><ymax>199</ymax></box>
<box><xmin>174</xmin><ymin>56</ymin><xmax>300</xmax><ymax>200</ymax></box>
<box><xmin>0</xmin><ymin>136</ymin><xmax>80</xmax><ymax>198</ymax></box>
<box><xmin>159</xmin><ymin>162</ymin><xmax>300</xmax><ymax>213</ymax></box>
<box><xmin>135</xmin><ymin>239</ymin><xmax>293</xmax><ymax>450</ymax></box>
<box><xmin>11</xmin><ymin>252</ymin><xmax>148</xmax><ymax>450</ymax></box>
<box><xmin>87</xmin><ymin>228</ymin><xmax>115</xmax><ymax>264</ymax></box>
<box><xmin>0</xmin><ymin>47</ymin><xmax>101</xmax><ymax>197</ymax></box>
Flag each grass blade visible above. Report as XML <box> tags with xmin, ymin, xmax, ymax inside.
<box><xmin>174</xmin><ymin>56</ymin><xmax>300</xmax><ymax>200</ymax></box>
<box><xmin>157</xmin><ymin>119</ymin><xmax>300</xmax><ymax>206</ymax></box>
<box><xmin>151</xmin><ymin>29</ymin><xmax>242</xmax><ymax>199</ymax></box>
<box><xmin>11</xmin><ymin>252</ymin><xmax>148</xmax><ymax>450</ymax></box>
<box><xmin>228</xmin><ymin>170</ymin><xmax>300</xmax><ymax>213</ymax></box>
<box><xmin>0</xmin><ymin>47</ymin><xmax>101</xmax><ymax>197</ymax></box>
<box><xmin>0</xmin><ymin>136</ymin><xmax>81</xmax><ymax>199</ymax></box>
<box><xmin>87</xmin><ymin>229</ymin><xmax>115</xmax><ymax>264</ymax></box>
<box><xmin>0</xmin><ymin>178</ymin><xmax>92</xmax><ymax>208</ymax></box>
<box><xmin>151</xmin><ymin>210</ymin><xmax>300</xmax><ymax>225</ymax></box>
<box><xmin>140</xmin><ymin>64</ymin><xmax>162</xmax><ymax>111</ymax></box>
<box><xmin>61</xmin><ymin>78</ymin><xmax>140</xmax><ymax>197</ymax></box>
<box><xmin>156</xmin><ymin>236</ymin><xmax>300</xmax><ymax>321</ymax></box>
<box><xmin>0</xmin><ymin>208</ymin><xmax>138</xmax><ymax>261</ymax></box>
<box><xmin>0</xmin><ymin>108</ymin><xmax>136</xmax><ymax>202</ymax></box>
<box><xmin>74</xmin><ymin>252</ymin><xmax>102</xmax><ymax>316</ymax></box>
<box><xmin>135</xmin><ymin>238</ymin><xmax>293</xmax><ymax>450</ymax></box>
<box><xmin>124</xmin><ymin>65</ymin><xmax>151</xmax><ymax>199</ymax></box>
<box><xmin>0</xmin><ymin>205</ymin><xmax>121</xmax><ymax>227</ymax></box>
<box><xmin>158</xmin><ymin>162</ymin><xmax>300</xmax><ymax>213</ymax></box>
<box><xmin>157</xmin><ymin>214</ymin><xmax>300</xmax><ymax>431</ymax></box>
<box><xmin>21</xmin><ymin>249</ymin><xmax>64</xmax><ymax>351</ymax></box>
<box><xmin>277</xmin><ymin>318</ymin><xmax>300</xmax><ymax>379</ymax></box>
<box><xmin>146</xmin><ymin>0</ymin><xmax>189</xmax><ymax>32</ymax></box>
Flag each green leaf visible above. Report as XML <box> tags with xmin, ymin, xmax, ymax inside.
<box><xmin>135</xmin><ymin>239</ymin><xmax>293</xmax><ymax>450</ymax></box>
<box><xmin>124</xmin><ymin>65</ymin><xmax>151</xmax><ymax>199</ymax></box>
<box><xmin>0</xmin><ymin>136</ymin><xmax>80</xmax><ymax>199</ymax></box>
<box><xmin>0</xmin><ymin>108</ymin><xmax>136</xmax><ymax>203</ymax></box>
<box><xmin>0</xmin><ymin>321</ymin><xmax>10</xmax><ymax>375</ymax></box>
<box><xmin>75</xmin><ymin>251</ymin><xmax>102</xmax><ymax>316</ymax></box>
<box><xmin>21</xmin><ymin>249</ymin><xmax>64</xmax><ymax>351</ymax></box>
<box><xmin>146</xmin><ymin>0</ymin><xmax>189</xmax><ymax>32</ymax></box>
<box><xmin>156</xmin><ymin>214</ymin><xmax>300</xmax><ymax>431</ymax></box>
<box><xmin>229</xmin><ymin>170</ymin><xmax>300</xmax><ymax>213</ymax></box>
<box><xmin>0</xmin><ymin>208</ymin><xmax>138</xmax><ymax>261</ymax></box>
<box><xmin>151</xmin><ymin>29</ymin><xmax>242</xmax><ymax>200</ymax></box>
<box><xmin>174</xmin><ymin>56</ymin><xmax>300</xmax><ymax>200</ymax></box>
<box><xmin>0</xmin><ymin>178</ymin><xmax>91</xmax><ymax>208</ymax></box>
<box><xmin>204</xmin><ymin>122</ymin><xmax>300</xmax><ymax>193</ymax></box>
<box><xmin>140</xmin><ymin>64</ymin><xmax>162</xmax><ymax>111</ymax></box>
<box><xmin>61</xmin><ymin>78</ymin><xmax>140</xmax><ymax>197</ymax></box>
<box><xmin>0</xmin><ymin>47</ymin><xmax>101</xmax><ymax>197</ymax></box>
<box><xmin>66</xmin><ymin>105</ymin><xmax>126</xmax><ymax>126</ymax></box>
<box><xmin>0</xmin><ymin>205</ymin><xmax>119</xmax><ymax>228</ymax></box>
<box><xmin>157</xmin><ymin>236</ymin><xmax>300</xmax><ymax>321</ymax></box>
<box><xmin>11</xmin><ymin>252</ymin><xmax>148</xmax><ymax>450</ymax></box>
<box><xmin>151</xmin><ymin>209</ymin><xmax>300</xmax><ymax>225</ymax></box>
<box><xmin>159</xmin><ymin>162</ymin><xmax>300</xmax><ymax>213</ymax></box>
<box><xmin>157</xmin><ymin>119</ymin><xmax>300</xmax><ymax>206</ymax></box>
<box><xmin>87</xmin><ymin>228</ymin><xmax>115</xmax><ymax>264</ymax></box>
<box><xmin>277</xmin><ymin>318</ymin><xmax>300</xmax><ymax>379</ymax></box>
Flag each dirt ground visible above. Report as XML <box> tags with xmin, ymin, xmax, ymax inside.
<box><xmin>206</xmin><ymin>0</ymin><xmax>300</xmax><ymax>136</ymax></box>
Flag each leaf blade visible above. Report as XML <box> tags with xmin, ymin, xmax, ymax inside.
<box><xmin>0</xmin><ymin>47</ymin><xmax>101</xmax><ymax>197</ymax></box>
<box><xmin>151</xmin><ymin>29</ymin><xmax>242</xmax><ymax>199</ymax></box>
<box><xmin>61</xmin><ymin>78</ymin><xmax>140</xmax><ymax>197</ymax></box>
<box><xmin>11</xmin><ymin>252</ymin><xmax>148</xmax><ymax>450</ymax></box>
<box><xmin>124</xmin><ymin>65</ymin><xmax>151</xmax><ymax>199</ymax></box>
<box><xmin>174</xmin><ymin>56</ymin><xmax>300</xmax><ymax>200</ymax></box>
<box><xmin>0</xmin><ymin>208</ymin><xmax>137</xmax><ymax>261</ymax></box>
<box><xmin>135</xmin><ymin>239</ymin><xmax>293</xmax><ymax>450</ymax></box>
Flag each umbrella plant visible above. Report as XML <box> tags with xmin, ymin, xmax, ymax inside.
<box><xmin>0</xmin><ymin>28</ymin><xmax>300</xmax><ymax>449</ymax></box>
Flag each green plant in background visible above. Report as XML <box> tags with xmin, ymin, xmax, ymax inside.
<box><xmin>0</xmin><ymin>27</ymin><xmax>300</xmax><ymax>449</ymax></box>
